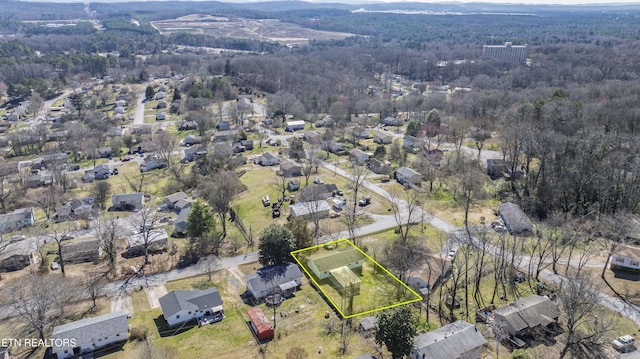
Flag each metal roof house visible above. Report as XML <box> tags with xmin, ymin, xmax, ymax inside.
<box><xmin>498</xmin><ymin>202</ymin><xmax>533</xmax><ymax>235</ymax></box>
<box><xmin>244</xmin><ymin>263</ymin><xmax>303</xmax><ymax>301</ymax></box>
<box><xmin>159</xmin><ymin>288</ymin><xmax>224</xmax><ymax>327</ymax></box>
<box><xmin>307</xmin><ymin>247</ymin><xmax>365</xmax><ymax>280</ymax></box>
<box><xmin>51</xmin><ymin>310</ymin><xmax>129</xmax><ymax>359</ymax></box>
<box><xmin>493</xmin><ymin>295</ymin><xmax>560</xmax><ymax>337</ymax></box>
<box><xmin>289</xmin><ymin>200</ymin><xmax>331</xmax><ymax>220</ymax></box>
<box><xmin>410</xmin><ymin>320</ymin><xmax>487</xmax><ymax>359</ymax></box>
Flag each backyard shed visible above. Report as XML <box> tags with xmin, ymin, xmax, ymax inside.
<box><xmin>247</xmin><ymin>308</ymin><xmax>274</xmax><ymax>342</ymax></box>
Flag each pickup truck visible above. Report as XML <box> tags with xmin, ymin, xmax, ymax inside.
<box><xmin>358</xmin><ymin>196</ymin><xmax>371</xmax><ymax>207</ymax></box>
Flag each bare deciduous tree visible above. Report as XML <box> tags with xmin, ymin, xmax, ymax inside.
<box><xmin>94</xmin><ymin>215</ymin><xmax>123</xmax><ymax>272</ymax></box>
<box><xmin>389</xmin><ymin>188</ymin><xmax>423</xmax><ymax>243</ymax></box>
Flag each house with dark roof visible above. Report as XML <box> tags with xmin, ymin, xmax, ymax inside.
<box><xmin>112</xmin><ymin>192</ymin><xmax>145</xmax><ymax>211</ymax></box>
<box><xmin>350</xmin><ymin>126</ymin><xmax>371</xmax><ymax>139</ymax></box>
<box><xmin>383</xmin><ymin>117</ymin><xmax>402</xmax><ymax>126</ymax></box>
<box><xmin>165</xmin><ymin>192</ymin><xmax>188</xmax><ymax>210</ymax></box>
<box><xmin>280</xmin><ymin>160</ymin><xmax>301</xmax><ymax>177</ymax></box>
<box><xmin>487</xmin><ymin>158</ymin><xmax>510</xmax><ymax>179</ymax></box>
<box><xmin>51</xmin><ymin>310</ymin><xmax>129</xmax><ymax>359</ymax></box>
<box><xmin>396</xmin><ymin>166</ymin><xmax>422</xmax><ymax>186</ymax></box>
<box><xmin>307</xmin><ymin>247</ymin><xmax>365</xmax><ymax>280</ymax></box>
<box><xmin>493</xmin><ymin>295</ymin><xmax>560</xmax><ymax>338</ymax></box>
<box><xmin>244</xmin><ymin>263</ymin><xmax>303</xmax><ymax>301</ymax></box>
<box><xmin>403</xmin><ymin>135</ymin><xmax>421</xmax><ymax>150</ymax></box>
<box><xmin>259</xmin><ymin>152</ymin><xmax>280</xmax><ymax>166</ymax></box>
<box><xmin>97</xmin><ymin>146</ymin><xmax>113</xmax><ymax>158</ymax></box>
<box><xmin>0</xmin><ymin>207</ymin><xmax>35</xmax><ymax>234</ymax></box>
<box><xmin>303</xmin><ymin>130</ymin><xmax>322</xmax><ymax>144</ymax></box>
<box><xmin>179</xmin><ymin>120</ymin><xmax>198</xmax><ymax>131</ymax></box>
<box><xmin>174</xmin><ymin>207</ymin><xmax>191</xmax><ymax>235</ymax></box>
<box><xmin>299</xmin><ymin>183</ymin><xmax>338</xmax><ymax>201</ymax></box>
<box><xmin>214</xmin><ymin>129</ymin><xmax>240</xmax><ymax>143</ymax></box>
<box><xmin>61</xmin><ymin>239</ymin><xmax>101</xmax><ymax>264</ymax></box>
<box><xmin>183</xmin><ymin>135</ymin><xmax>203</xmax><ymax>146</ymax></box>
<box><xmin>373</xmin><ymin>130</ymin><xmax>393</xmax><ymax>144</ymax></box>
<box><xmin>159</xmin><ymin>288</ymin><xmax>224</xmax><ymax>327</ymax></box>
<box><xmin>498</xmin><ymin>202</ymin><xmax>533</xmax><ymax>235</ymax></box>
<box><xmin>0</xmin><ymin>242</ymin><xmax>32</xmax><ymax>272</ymax></box>
<box><xmin>184</xmin><ymin>146</ymin><xmax>208</xmax><ymax>162</ymax></box>
<box><xmin>410</xmin><ymin>320</ymin><xmax>487</xmax><ymax>359</ymax></box>
<box><xmin>367</xmin><ymin>158</ymin><xmax>391</xmax><ymax>175</ymax></box>
<box><xmin>316</xmin><ymin>116</ymin><xmax>334</xmax><ymax>128</ymax></box>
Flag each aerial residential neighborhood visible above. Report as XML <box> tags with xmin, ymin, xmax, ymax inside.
<box><xmin>0</xmin><ymin>1</ymin><xmax>639</xmax><ymax>359</ymax></box>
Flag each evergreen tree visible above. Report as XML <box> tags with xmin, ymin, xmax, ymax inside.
<box><xmin>375</xmin><ymin>306</ymin><xmax>418</xmax><ymax>359</ymax></box>
<box><xmin>258</xmin><ymin>224</ymin><xmax>295</xmax><ymax>266</ymax></box>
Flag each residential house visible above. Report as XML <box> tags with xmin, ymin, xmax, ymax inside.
<box><xmin>307</xmin><ymin>246</ymin><xmax>365</xmax><ymax>280</ymax></box>
<box><xmin>498</xmin><ymin>202</ymin><xmax>533</xmax><ymax>235</ymax></box>
<box><xmin>54</xmin><ymin>198</ymin><xmax>93</xmax><ymax>221</ymax></box>
<box><xmin>609</xmin><ymin>245</ymin><xmax>640</xmax><ymax>272</ymax></box>
<box><xmin>422</xmin><ymin>142</ymin><xmax>445</xmax><ymax>163</ymax></box>
<box><xmin>174</xmin><ymin>198</ymin><xmax>193</xmax><ymax>212</ymax></box>
<box><xmin>51</xmin><ymin>311</ymin><xmax>129</xmax><ymax>359</ymax></box>
<box><xmin>280</xmin><ymin>160</ymin><xmax>301</xmax><ymax>177</ymax></box>
<box><xmin>303</xmin><ymin>130</ymin><xmax>322</xmax><ymax>145</ymax></box>
<box><xmin>114</xmin><ymin>106</ymin><xmax>125</xmax><ymax>115</ymax></box>
<box><xmin>130</xmin><ymin>140</ymin><xmax>160</xmax><ymax>154</ymax></box>
<box><xmin>232</xmin><ymin>142</ymin><xmax>246</xmax><ymax>153</ymax></box>
<box><xmin>159</xmin><ymin>288</ymin><xmax>224</xmax><ymax>327</ymax></box>
<box><xmin>61</xmin><ymin>239</ymin><xmax>101</xmax><ymax>264</ymax></box>
<box><xmin>0</xmin><ymin>243</ymin><xmax>33</xmax><ymax>272</ymax></box>
<box><xmin>157</xmin><ymin>101</ymin><xmax>167</xmax><ymax>109</ymax></box>
<box><xmin>42</xmin><ymin>152</ymin><xmax>68</xmax><ymax>167</ymax></box>
<box><xmin>259</xmin><ymin>152</ymin><xmax>280</xmax><ymax>166</ymax></box>
<box><xmin>27</xmin><ymin>171</ymin><xmax>53</xmax><ymax>188</ymax></box>
<box><xmin>289</xmin><ymin>201</ymin><xmax>331</xmax><ymax>220</ymax></box>
<box><xmin>403</xmin><ymin>135</ymin><xmax>421</xmax><ymax>150</ymax></box>
<box><xmin>383</xmin><ymin>117</ymin><xmax>402</xmax><ymax>126</ymax></box>
<box><xmin>178</xmin><ymin>121</ymin><xmax>198</xmax><ymax>131</ymax></box>
<box><xmin>156</xmin><ymin>112</ymin><xmax>167</xmax><ymax>121</ymax></box>
<box><xmin>299</xmin><ymin>183</ymin><xmax>339</xmax><ymax>201</ymax></box>
<box><xmin>0</xmin><ymin>207</ymin><xmax>35</xmax><ymax>234</ymax></box>
<box><xmin>350</xmin><ymin>126</ymin><xmax>372</xmax><ymax>139</ymax></box>
<box><xmin>184</xmin><ymin>146</ymin><xmax>207</xmax><ymax>162</ymax></box>
<box><xmin>155</xmin><ymin>91</ymin><xmax>166</xmax><ymax>100</ymax></box>
<box><xmin>493</xmin><ymin>295</ymin><xmax>560</xmax><ymax>338</ymax></box>
<box><xmin>174</xmin><ymin>207</ymin><xmax>191</xmax><ymax>235</ymax></box>
<box><xmin>214</xmin><ymin>129</ymin><xmax>240</xmax><ymax>143</ymax></box>
<box><xmin>47</xmin><ymin>130</ymin><xmax>68</xmax><ymax>142</ymax></box>
<box><xmin>111</xmin><ymin>192</ymin><xmax>145</xmax><ymax>211</ymax></box>
<box><xmin>98</xmin><ymin>147</ymin><xmax>112</xmax><ymax>158</ymax></box>
<box><xmin>165</xmin><ymin>192</ymin><xmax>188</xmax><ymax>210</ymax></box>
<box><xmin>373</xmin><ymin>130</ymin><xmax>393</xmax><ymax>144</ymax></box>
<box><xmin>115</xmin><ymin>100</ymin><xmax>126</xmax><ymax>107</ymax></box>
<box><xmin>106</xmin><ymin>127</ymin><xmax>127</xmax><ymax>137</ymax></box>
<box><xmin>487</xmin><ymin>158</ymin><xmax>511</xmax><ymax>179</ymax></box>
<box><xmin>244</xmin><ymin>263</ymin><xmax>303</xmax><ymax>301</ymax></box>
<box><xmin>348</xmin><ymin>148</ymin><xmax>369</xmax><ymax>164</ymax></box>
<box><xmin>287</xmin><ymin>180</ymin><xmax>300</xmax><ymax>192</ymax></box>
<box><xmin>396</xmin><ymin>166</ymin><xmax>422</xmax><ymax>186</ymax></box>
<box><xmin>367</xmin><ymin>158</ymin><xmax>391</xmax><ymax>175</ymax></box>
<box><xmin>285</xmin><ymin>120</ymin><xmax>306</xmax><ymax>132</ymax></box>
<box><xmin>84</xmin><ymin>164</ymin><xmax>111</xmax><ymax>182</ymax></box>
<box><xmin>131</xmin><ymin>126</ymin><xmax>153</xmax><ymax>136</ymax></box>
<box><xmin>316</xmin><ymin>116</ymin><xmax>334</xmax><ymax>128</ymax></box>
<box><xmin>183</xmin><ymin>135</ymin><xmax>203</xmax><ymax>146</ymax></box>
<box><xmin>240</xmin><ymin>139</ymin><xmax>254</xmax><ymax>150</ymax></box>
<box><xmin>410</xmin><ymin>320</ymin><xmax>487</xmax><ymax>359</ymax></box>
<box><xmin>140</xmin><ymin>156</ymin><xmax>168</xmax><ymax>172</ymax></box>
<box><xmin>125</xmin><ymin>229</ymin><xmax>169</xmax><ymax>257</ymax></box>
<box><xmin>324</xmin><ymin>140</ymin><xmax>347</xmax><ymax>154</ymax></box>
<box><xmin>217</xmin><ymin>121</ymin><xmax>231</xmax><ymax>131</ymax></box>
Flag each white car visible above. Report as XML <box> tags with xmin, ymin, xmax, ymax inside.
<box><xmin>313</xmin><ymin>177</ymin><xmax>324</xmax><ymax>184</ymax></box>
<box><xmin>613</xmin><ymin>335</ymin><xmax>635</xmax><ymax>352</ymax></box>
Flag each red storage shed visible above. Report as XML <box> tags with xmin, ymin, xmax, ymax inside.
<box><xmin>247</xmin><ymin>308</ymin><xmax>274</xmax><ymax>341</ymax></box>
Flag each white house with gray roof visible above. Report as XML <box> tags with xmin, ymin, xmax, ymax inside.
<box><xmin>245</xmin><ymin>263</ymin><xmax>303</xmax><ymax>301</ymax></box>
<box><xmin>51</xmin><ymin>310</ymin><xmax>129</xmax><ymax>359</ymax></box>
<box><xmin>396</xmin><ymin>166</ymin><xmax>422</xmax><ymax>186</ymax></box>
<box><xmin>111</xmin><ymin>192</ymin><xmax>145</xmax><ymax>211</ymax></box>
<box><xmin>410</xmin><ymin>320</ymin><xmax>486</xmax><ymax>359</ymax></box>
<box><xmin>159</xmin><ymin>288</ymin><xmax>224</xmax><ymax>327</ymax></box>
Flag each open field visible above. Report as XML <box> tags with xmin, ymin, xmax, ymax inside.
<box><xmin>151</xmin><ymin>15</ymin><xmax>358</xmax><ymax>46</ymax></box>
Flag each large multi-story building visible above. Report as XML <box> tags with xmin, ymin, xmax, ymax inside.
<box><xmin>483</xmin><ymin>42</ymin><xmax>527</xmax><ymax>64</ymax></box>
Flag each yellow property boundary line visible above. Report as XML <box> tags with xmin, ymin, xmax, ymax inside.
<box><xmin>291</xmin><ymin>238</ymin><xmax>423</xmax><ymax>318</ymax></box>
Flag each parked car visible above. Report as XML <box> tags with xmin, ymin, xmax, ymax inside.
<box><xmin>613</xmin><ymin>335</ymin><xmax>636</xmax><ymax>352</ymax></box>
<box><xmin>262</xmin><ymin>195</ymin><xmax>271</xmax><ymax>207</ymax></box>
<box><xmin>313</xmin><ymin>177</ymin><xmax>324</xmax><ymax>184</ymax></box>
<box><xmin>50</xmin><ymin>261</ymin><xmax>60</xmax><ymax>270</ymax></box>
<box><xmin>67</xmin><ymin>163</ymin><xmax>80</xmax><ymax>171</ymax></box>
<box><xmin>61</xmin><ymin>234</ymin><xmax>75</xmax><ymax>241</ymax></box>
<box><xmin>447</xmin><ymin>249</ymin><xmax>457</xmax><ymax>260</ymax></box>
<box><xmin>122</xmin><ymin>156</ymin><xmax>132</xmax><ymax>162</ymax></box>
<box><xmin>358</xmin><ymin>196</ymin><xmax>371</xmax><ymax>207</ymax></box>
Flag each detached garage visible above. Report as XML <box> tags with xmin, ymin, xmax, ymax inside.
<box><xmin>247</xmin><ymin>308</ymin><xmax>274</xmax><ymax>342</ymax></box>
